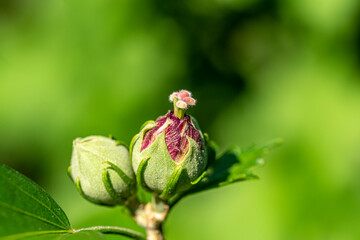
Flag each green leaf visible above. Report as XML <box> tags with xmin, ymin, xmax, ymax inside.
<box><xmin>2</xmin><ymin>230</ymin><xmax>105</xmax><ymax>240</ymax></box>
<box><xmin>169</xmin><ymin>139</ymin><xmax>282</xmax><ymax>204</ymax></box>
<box><xmin>0</xmin><ymin>164</ymin><xmax>145</xmax><ymax>240</ymax></box>
<box><xmin>0</xmin><ymin>164</ymin><xmax>71</xmax><ymax>237</ymax></box>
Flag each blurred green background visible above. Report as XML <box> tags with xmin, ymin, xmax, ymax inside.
<box><xmin>1</xmin><ymin>0</ymin><xmax>360</xmax><ymax>239</ymax></box>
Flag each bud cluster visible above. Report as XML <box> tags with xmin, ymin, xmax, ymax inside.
<box><xmin>68</xmin><ymin>90</ymin><xmax>207</xmax><ymax>205</ymax></box>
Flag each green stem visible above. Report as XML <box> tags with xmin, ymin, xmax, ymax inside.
<box><xmin>125</xmin><ymin>195</ymin><xmax>141</xmax><ymax>216</ymax></box>
<box><xmin>74</xmin><ymin>226</ymin><xmax>146</xmax><ymax>240</ymax></box>
<box><xmin>168</xmin><ymin>193</ymin><xmax>184</xmax><ymax>207</ymax></box>
<box><xmin>173</xmin><ymin>97</ymin><xmax>186</xmax><ymax>119</ymax></box>
<box><xmin>151</xmin><ymin>195</ymin><xmax>167</xmax><ymax>213</ymax></box>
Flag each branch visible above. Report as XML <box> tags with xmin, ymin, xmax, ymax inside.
<box><xmin>74</xmin><ymin>226</ymin><xmax>146</xmax><ymax>240</ymax></box>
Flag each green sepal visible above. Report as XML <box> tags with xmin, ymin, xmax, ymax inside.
<box><xmin>75</xmin><ymin>177</ymin><xmax>84</xmax><ymax>196</ymax></box>
<box><xmin>136</xmin><ymin>156</ymin><xmax>152</xmax><ymax>193</ymax></box>
<box><xmin>129</xmin><ymin>133</ymin><xmax>139</xmax><ymax>165</ymax></box>
<box><xmin>67</xmin><ymin>166</ymin><xmax>73</xmax><ymax>181</ymax></box>
<box><xmin>132</xmin><ymin>122</ymin><xmax>207</xmax><ymax>196</ymax></box>
<box><xmin>103</xmin><ymin>161</ymin><xmax>135</xmax><ymax>188</ymax></box>
<box><xmin>191</xmin><ymin>171</ymin><xmax>206</xmax><ymax>185</ymax></box>
<box><xmin>204</xmin><ymin>133</ymin><xmax>209</xmax><ymax>145</ymax></box>
<box><xmin>115</xmin><ymin>140</ymin><xmax>129</xmax><ymax>149</ymax></box>
<box><xmin>160</xmin><ymin>165</ymin><xmax>183</xmax><ymax>200</ymax></box>
<box><xmin>102</xmin><ymin>168</ymin><xmax>124</xmax><ymax>204</ymax></box>
<box><xmin>108</xmin><ymin>134</ymin><xmax>129</xmax><ymax>149</ymax></box>
<box><xmin>139</xmin><ymin>120</ymin><xmax>155</xmax><ymax>131</ymax></box>
<box><xmin>167</xmin><ymin>170</ymin><xmax>206</xmax><ymax>206</ymax></box>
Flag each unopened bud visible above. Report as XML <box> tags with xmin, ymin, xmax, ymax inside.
<box><xmin>131</xmin><ymin>90</ymin><xmax>207</xmax><ymax>200</ymax></box>
<box><xmin>68</xmin><ymin>136</ymin><xmax>136</xmax><ymax>206</ymax></box>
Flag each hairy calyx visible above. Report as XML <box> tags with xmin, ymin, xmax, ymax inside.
<box><xmin>141</xmin><ymin>111</ymin><xmax>202</xmax><ymax>162</ymax></box>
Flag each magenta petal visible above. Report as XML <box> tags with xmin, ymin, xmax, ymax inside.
<box><xmin>141</xmin><ymin>111</ymin><xmax>202</xmax><ymax>161</ymax></box>
<box><xmin>141</xmin><ymin>114</ymin><xmax>167</xmax><ymax>151</ymax></box>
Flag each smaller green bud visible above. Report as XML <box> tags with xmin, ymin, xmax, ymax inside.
<box><xmin>69</xmin><ymin>136</ymin><xmax>136</xmax><ymax>206</ymax></box>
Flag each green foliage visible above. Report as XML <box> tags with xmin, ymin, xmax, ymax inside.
<box><xmin>0</xmin><ymin>164</ymin><xmax>145</xmax><ymax>240</ymax></box>
<box><xmin>168</xmin><ymin>139</ymin><xmax>282</xmax><ymax>205</ymax></box>
<box><xmin>0</xmin><ymin>133</ymin><xmax>280</xmax><ymax>239</ymax></box>
<box><xmin>1</xmin><ymin>0</ymin><xmax>359</xmax><ymax>238</ymax></box>
<box><xmin>2</xmin><ymin>231</ymin><xmax>105</xmax><ymax>240</ymax></box>
<box><xmin>0</xmin><ymin>164</ymin><xmax>71</xmax><ymax>237</ymax></box>
<box><xmin>193</xmin><ymin>138</ymin><xmax>282</xmax><ymax>192</ymax></box>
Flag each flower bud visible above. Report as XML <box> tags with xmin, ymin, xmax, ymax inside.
<box><xmin>131</xmin><ymin>91</ymin><xmax>207</xmax><ymax>200</ymax></box>
<box><xmin>68</xmin><ymin>136</ymin><xmax>136</xmax><ymax>206</ymax></box>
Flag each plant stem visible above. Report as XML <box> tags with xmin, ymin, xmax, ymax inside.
<box><xmin>151</xmin><ymin>195</ymin><xmax>167</xmax><ymax>213</ymax></box>
<box><xmin>74</xmin><ymin>226</ymin><xmax>146</xmax><ymax>240</ymax></box>
<box><xmin>133</xmin><ymin>196</ymin><xmax>169</xmax><ymax>240</ymax></box>
<box><xmin>173</xmin><ymin>97</ymin><xmax>186</xmax><ymax>119</ymax></box>
<box><xmin>126</xmin><ymin>194</ymin><xmax>141</xmax><ymax>216</ymax></box>
<box><xmin>145</xmin><ymin>227</ymin><xmax>164</xmax><ymax>240</ymax></box>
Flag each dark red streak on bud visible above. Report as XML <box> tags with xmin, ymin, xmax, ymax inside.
<box><xmin>141</xmin><ymin>111</ymin><xmax>202</xmax><ymax>162</ymax></box>
<box><xmin>141</xmin><ymin>115</ymin><xmax>167</xmax><ymax>151</ymax></box>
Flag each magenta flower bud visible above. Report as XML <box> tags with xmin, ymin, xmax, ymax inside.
<box><xmin>141</xmin><ymin>111</ymin><xmax>202</xmax><ymax>163</ymax></box>
<box><xmin>131</xmin><ymin>91</ymin><xmax>207</xmax><ymax>199</ymax></box>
